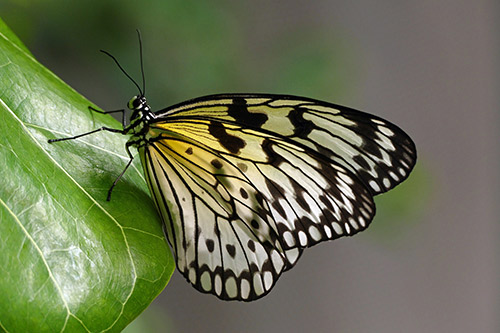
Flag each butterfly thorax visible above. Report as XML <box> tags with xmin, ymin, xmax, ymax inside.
<box><xmin>126</xmin><ymin>95</ymin><xmax>156</xmax><ymax>147</ymax></box>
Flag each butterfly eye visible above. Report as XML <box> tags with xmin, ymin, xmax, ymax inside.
<box><xmin>127</xmin><ymin>96</ymin><xmax>142</xmax><ymax>110</ymax></box>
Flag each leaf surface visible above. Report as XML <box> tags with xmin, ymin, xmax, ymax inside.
<box><xmin>0</xmin><ymin>18</ymin><xmax>174</xmax><ymax>332</ymax></box>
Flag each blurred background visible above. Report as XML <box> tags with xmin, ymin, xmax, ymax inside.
<box><xmin>1</xmin><ymin>0</ymin><xmax>497</xmax><ymax>332</ymax></box>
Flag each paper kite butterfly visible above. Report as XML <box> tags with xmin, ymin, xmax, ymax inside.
<box><xmin>49</xmin><ymin>32</ymin><xmax>416</xmax><ymax>301</ymax></box>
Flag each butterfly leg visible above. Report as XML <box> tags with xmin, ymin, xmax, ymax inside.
<box><xmin>88</xmin><ymin>106</ymin><xmax>127</xmax><ymax>128</ymax></box>
<box><xmin>48</xmin><ymin>126</ymin><xmax>125</xmax><ymax>143</ymax></box>
<box><xmin>106</xmin><ymin>141</ymin><xmax>135</xmax><ymax>201</ymax></box>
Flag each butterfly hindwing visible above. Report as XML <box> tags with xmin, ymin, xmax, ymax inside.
<box><xmin>137</xmin><ymin>94</ymin><xmax>416</xmax><ymax>301</ymax></box>
<box><xmin>140</xmin><ymin>132</ymin><xmax>288</xmax><ymax>300</ymax></box>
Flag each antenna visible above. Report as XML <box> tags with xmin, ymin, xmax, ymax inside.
<box><xmin>100</xmin><ymin>49</ymin><xmax>143</xmax><ymax>96</ymax></box>
<box><xmin>136</xmin><ymin>29</ymin><xmax>146</xmax><ymax>96</ymax></box>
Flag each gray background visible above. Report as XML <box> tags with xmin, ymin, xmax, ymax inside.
<box><xmin>156</xmin><ymin>2</ymin><xmax>498</xmax><ymax>332</ymax></box>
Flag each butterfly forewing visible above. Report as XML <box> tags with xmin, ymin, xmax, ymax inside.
<box><xmin>138</xmin><ymin>94</ymin><xmax>416</xmax><ymax>301</ymax></box>
<box><xmin>165</xmin><ymin>95</ymin><xmax>416</xmax><ymax>193</ymax></box>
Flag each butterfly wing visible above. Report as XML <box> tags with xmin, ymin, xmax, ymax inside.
<box><xmin>139</xmin><ymin>94</ymin><xmax>416</xmax><ymax>301</ymax></box>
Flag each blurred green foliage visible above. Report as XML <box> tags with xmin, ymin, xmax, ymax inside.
<box><xmin>371</xmin><ymin>163</ymin><xmax>430</xmax><ymax>246</ymax></box>
<box><xmin>0</xmin><ymin>0</ymin><xmax>353</xmax><ymax>109</ymax></box>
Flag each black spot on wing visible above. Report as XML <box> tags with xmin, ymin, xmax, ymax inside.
<box><xmin>261</xmin><ymin>138</ymin><xmax>286</xmax><ymax>166</ymax></box>
<box><xmin>353</xmin><ymin>155</ymin><xmax>370</xmax><ymax>170</ymax></box>
<box><xmin>228</xmin><ymin>97</ymin><xmax>268</xmax><ymax>128</ymax></box>
<box><xmin>247</xmin><ymin>240</ymin><xmax>256</xmax><ymax>252</ymax></box>
<box><xmin>239</xmin><ymin>187</ymin><xmax>249</xmax><ymax>199</ymax></box>
<box><xmin>211</xmin><ymin>159</ymin><xmax>223</xmax><ymax>169</ymax></box>
<box><xmin>225</xmin><ymin>244</ymin><xmax>236</xmax><ymax>258</ymax></box>
<box><xmin>208</xmin><ymin>120</ymin><xmax>246</xmax><ymax>154</ymax></box>
<box><xmin>358</xmin><ymin>136</ymin><xmax>384</xmax><ymax>160</ymax></box>
<box><xmin>237</xmin><ymin>163</ymin><xmax>248</xmax><ymax>172</ymax></box>
<box><xmin>206</xmin><ymin>239</ymin><xmax>215</xmax><ymax>252</ymax></box>
<box><xmin>287</xmin><ymin>107</ymin><xmax>315</xmax><ymax>138</ymax></box>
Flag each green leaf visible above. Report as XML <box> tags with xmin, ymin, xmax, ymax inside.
<box><xmin>0</xmin><ymin>18</ymin><xmax>174</xmax><ymax>332</ymax></box>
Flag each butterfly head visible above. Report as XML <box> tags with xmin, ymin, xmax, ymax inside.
<box><xmin>128</xmin><ymin>95</ymin><xmax>148</xmax><ymax>111</ymax></box>
<box><xmin>128</xmin><ymin>95</ymin><xmax>155</xmax><ymax>123</ymax></box>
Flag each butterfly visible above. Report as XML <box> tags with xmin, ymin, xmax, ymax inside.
<box><xmin>49</xmin><ymin>32</ymin><xmax>416</xmax><ymax>301</ymax></box>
